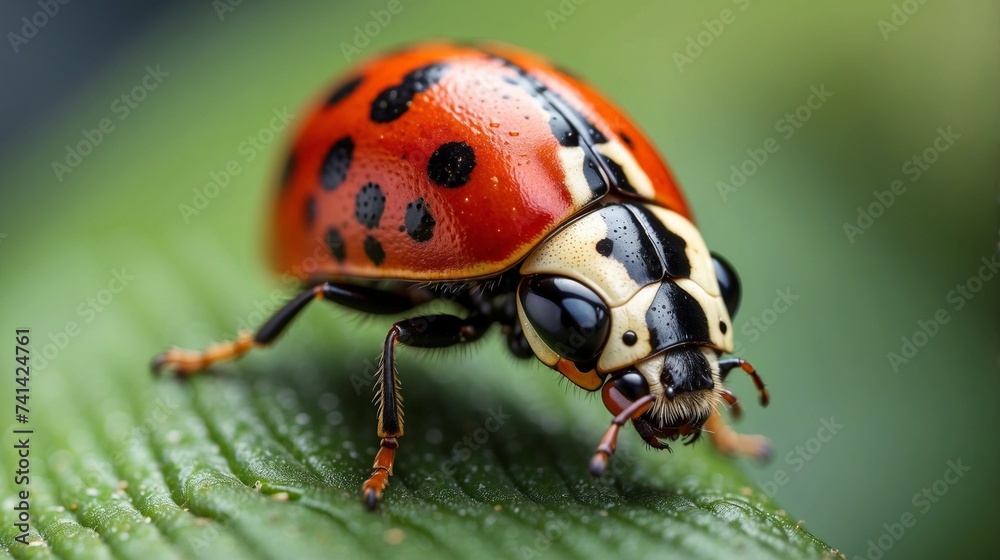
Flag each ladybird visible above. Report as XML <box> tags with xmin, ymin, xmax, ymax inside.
<box><xmin>152</xmin><ymin>42</ymin><xmax>771</xmax><ymax>509</ymax></box>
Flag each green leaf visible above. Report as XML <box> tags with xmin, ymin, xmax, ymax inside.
<box><xmin>1</xmin><ymin>255</ymin><xmax>838</xmax><ymax>559</ymax></box>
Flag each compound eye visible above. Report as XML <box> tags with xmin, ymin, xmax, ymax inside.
<box><xmin>602</xmin><ymin>369</ymin><xmax>650</xmax><ymax>417</ymax></box>
<box><xmin>519</xmin><ymin>275</ymin><xmax>610</xmax><ymax>363</ymax></box>
<box><xmin>712</xmin><ymin>253</ymin><xmax>742</xmax><ymax>317</ymax></box>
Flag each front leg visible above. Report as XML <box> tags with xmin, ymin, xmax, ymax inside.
<box><xmin>710</xmin><ymin>358</ymin><xmax>771</xmax><ymax>461</ymax></box>
<box><xmin>363</xmin><ymin>313</ymin><xmax>492</xmax><ymax>509</ymax></box>
<box><xmin>719</xmin><ymin>358</ymin><xmax>770</xmax><ymax>406</ymax></box>
<box><xmin>703</xmin><ymin>408</ymin><xmax>772</xmax><ymax>462</ymax></box>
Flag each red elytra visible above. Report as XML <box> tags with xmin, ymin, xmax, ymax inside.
<box><xmin>272</xmin><ymin>42</ymin><xmax>690</xmax><ymax>281</ymax></box>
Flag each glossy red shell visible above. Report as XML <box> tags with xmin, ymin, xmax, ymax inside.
<box><xmin>271</xmin><ymin>43</ymin><xmax>689</xmax><ymax>281</ymax></box>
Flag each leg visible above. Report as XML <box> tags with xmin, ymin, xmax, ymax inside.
<box><xmin>152</xmin><ymin>282</ymin><xmax>419</xmax><ymax>376</ymax></box>
<box><xmin>362</xmin><ymin>313</ymin><xmax>492</xmax><ymax>509</ymax></box>
<box><xmin>588</xmin><ymin>394</ymin><xmax>655</xmax><ymax>477</ymax></box>
<box><xmin>719</xmin><ymin>358</ymin><xmax>770</xmax><ymax>406</ymax></box>
<box><xmin>719</xmin><ymin>388</ymin><xmax>742</xmax><ymax>419</ymax></box>
<box><xmin>703</xmin><ymin>408</ymin><xmax>772</xmax><ymax>462</ymax></box>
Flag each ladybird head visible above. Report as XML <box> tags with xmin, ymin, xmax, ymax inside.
<box><xmin>600</xmin><ymin>346</ymin><xmax>722</xmax><ymax>448</ymax></box>
<box><xmin>516</xmin><ymin>202</ymin><xmax>748</xmax><ymax>447</ymax></box>
<box><xmin>515</xmin><ymin>272</ymin><xmax>724</xmax><ymax>446</ymax></box>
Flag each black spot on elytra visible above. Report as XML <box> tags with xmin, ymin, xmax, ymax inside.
<box><xmin>598</xmin><ymin>204</ymin><xmax>663</xmax><ymax>285</ymax></box>
<box><xmin>405</xmin><ymin>197</ymin><xmax>436</xmax><ymax>242</ymax></box>
<box><xmin>355</xmin><ymin>182</ymin><xmax>386</xmax><ymax>229</ymax></box>
<box><xmin>486</xmin><ymin>54</ymin><xmax>609</xmax><ymax>199</ymax></box>
<box><xmin>305</xmin><ymin>196</ymin><xmax>316</xmax><ymax>226</ymax></box>
<box><xmin>595</xmin><ymin>238</ymin><xmax>613</xmax><ymax>256</ymax></box>
<box><xmin>327</xmin><ymin>76</ymin><xmax>363</xmax><ymax>106</ymax></box>
<box><xmin>628</xmin><ymin>205</ymin><xmax>691</xmax><ymax>278</ymax></box>
<box><xmin>326</xmin><ymin>227</ymin><xmax>346</xmax><ymax>262</ymax></box>
<box><xmin>600</xmin><ymin>153</ymin><xmax>637</xmax><ymax>195</ymax></box>
<box><xmin>370</xmin><ymin>63</ymin><xmax>449</xmax><ymax>123</ymax></box>
<box><xmin>427</xmin><ymin>141</ymin><xmax>476</xmax><ymax>188</ymax></box>
<box><xmin>543</xmin><ymin>91</ymin><xmax>607</xmax><ymax>148</ymax></box>
<box><xmin>364</xmin><ymin>235</ymin><xmax>385</xmax><ymax>265</ymax></box>
<box><xmin>320</xmin><ymin>137</ymin><xmax>353</xmax><ymax>191</ymax></box>
<box><xmin>646</xmin><ymin>282</ymin><xmax>711</xmax><ymax>355</ymax></box>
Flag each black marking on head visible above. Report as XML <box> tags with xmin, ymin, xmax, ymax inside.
<box><xmin>486</xmin><ymin>54</ymin><xmax>609</xmax><ymax>199</ymax></box>
<box><xmin>327</xmin><ymin>76</ymin><xmax>363</xmax><ymax>106</ymax></box>
<box><xmin>619</xmin><ymin>131</ymin><xmax>634</xmax><ymax>148</ymax></box>
<box><xmin>370</xmin><ymin>63</ymin><xmax>449</xmax><ymax>123</ymax></box>
<box><xmin>325</xmin><ymin>227</ymin><xmax>346</xmax><ymax>262</ymax></box>
<box><xmin>595</xmin><ymin>238</ymin><xmax>613</xmax><ymax>257</ymax></box>
<box><xmin>662</xmin><ymin>347</ymin><xmax>714</xmax><ymax>395</ymax></box>
<box><xmin>622</xmin><ymin>330</ymin><xmax>638</xmax><ymax>346</ymax></box>
<box><xmin>627</xmin><ymin>205</ymin><xmax>691</xmax><ymax>278</ymax></box>
<box><xmin>599</xmin><ymin>153</ymin><xmax>637</xmax><ymax>195</ymax></box>
<box><xmin>355</xmin><ymin>182</ymin><xmax>386</xmax><ymax>229</ymax></box>
<box><xmin>646</xmin><ymin>282</ymin><xmax>711</xmax><ymax>354</ymax></box>
<box><xmin>305</xmin><ymin>196</ymin><xmax>316</xmax><ymax>227</ymax></box>
<box><xmin>719</xmin><ymin>321</ymin><xmax>727</xmax><ymax>334</ymax></box>
<box><xmin>404</xmin><ymin>197</ymin><xmax>436</xmax><ymax>242</ymax></box>
<box><xmin>427</xmin><ymin>141</ymin><xmax>476</xmax><ymax>188</ymax></box>
<box><xmin>320</xmin><ymin>137</ymin><xmax>353</xmax><ymax>191</ymax></box>
<box><xmin>364</xmin><ymin>235</ymin><xmax>385</xmax><ymax>265</ymax></box>
<box><xmin>598</xmin><ymin>205</ymin><xmax>664</xmax><ymax>285</ymax></box>
<box><xmin>280</xmin><ymin>153</ymin><xmax>296</xmax><ymax>190</ymax></box>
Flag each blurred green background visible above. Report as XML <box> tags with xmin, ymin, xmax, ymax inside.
<box><xmin>1</xmin><ymin>1</ymin><xmax>996</xmax><ymax>558</ymax></box>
